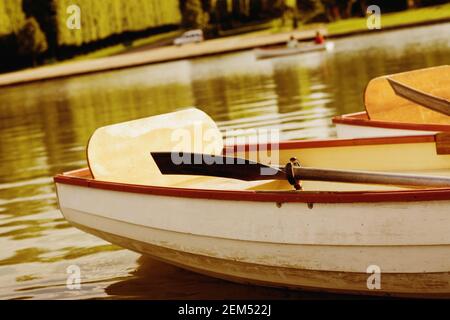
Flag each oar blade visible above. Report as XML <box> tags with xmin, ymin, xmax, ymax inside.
<box><xmin>87</xmin><ymin>108</ymin><xmax>223</xmax><ymax>185</ymax></box>
<box><xmin>151</xmin><ymin>152</ymin><xmax>284</xmax><ymax>181</ymax></box>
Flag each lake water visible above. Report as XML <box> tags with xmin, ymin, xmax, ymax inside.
<box><xmin>0</xmin><ymin>23</ymin><xmax>449</xmax><ymax>299</ymax></box>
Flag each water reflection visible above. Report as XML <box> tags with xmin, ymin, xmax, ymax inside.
<box><xmin>0</xmin><ymin>23</ymin><xmax>449</xmax><ymax>299</ymax></box>
<box><xmin>104</xmin><ymin>256</ymin><xmax>355</xmax><ymax>300</ymax></box>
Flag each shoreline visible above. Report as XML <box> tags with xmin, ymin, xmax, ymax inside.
<box><xmin>0</xmin><ymin>18</ymin><xmax>449</xmax><ymax>89</ymax></box>
<box><xmin>329</xmin><ymin>16</ymin><xmax>450</xmax><ymax>38</ymax></box>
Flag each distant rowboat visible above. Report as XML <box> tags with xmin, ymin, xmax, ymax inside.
<box><xmin>54</xmin><ymin>110</ymin><xmax>450</xmax><ymax>297</ymax></box>
<box><xmin>254</xmin><ymin>42</ymin><xmax>334</xmax><ymax>59</ymax></box>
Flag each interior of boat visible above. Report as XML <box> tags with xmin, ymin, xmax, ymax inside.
<box><xmin>74</xmin><ymin>108</ymin><xmax>450</xmax><ymax>193</ymax></box>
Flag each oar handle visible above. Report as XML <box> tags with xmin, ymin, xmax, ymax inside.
<box><xmin>293</xmin><ymin>167</ymin><xmax>450</xmax><ymax>188</ymax></box>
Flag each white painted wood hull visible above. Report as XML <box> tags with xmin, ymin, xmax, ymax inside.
<box><xmin>55</xmin><ymin>181</ymin><xmax>450</xmax><ymax>297</ymax></box>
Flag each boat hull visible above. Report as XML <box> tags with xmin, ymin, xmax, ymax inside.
<box><xmin>56</xmin><ymin>181</ymin><xmax>450</xmax><ymax>297</ymax></box>
<box><xmin>73</xmin><ymin>222</ymin><xmax>450</xmax><ymax>298</ymax></box>
<box><xmin>254</xmin><ymin>43</ymin><xmax>332</xmax><ymax>59</ymax></box>
<box><xmin>333</xmin><ymin>112</ymin><xmax>450</xmax><ymax>138</ymax></box>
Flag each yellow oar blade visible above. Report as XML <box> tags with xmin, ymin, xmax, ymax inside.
<box><xmin>365</xmin><ymin>65</ymin><xmax>450</xmax><ymax>125</ymax></box>
<box><xmin>87</xmin><ymin>108</ymin><xmax>223</xmax><ymax>186</ymax></box>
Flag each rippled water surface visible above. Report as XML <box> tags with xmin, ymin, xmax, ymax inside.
<box><xmin>0</xmin><ymin>23</ymin><xmax>449</xmax><ymax>299</ymax></box>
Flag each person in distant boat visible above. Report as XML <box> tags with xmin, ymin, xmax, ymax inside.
<box><xmin>315</xmin><ymin>31</ymin><xmax>325</xmax><ymax>45</ymax></box>
<box><xmin>287</xmin><ymin>35</ymin><xmax>299</xmax><ymax>48</ymax></box>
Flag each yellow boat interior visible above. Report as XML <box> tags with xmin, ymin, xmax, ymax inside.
<box><xmin>59</xmin><ymin>108</ymin><xmax>450</xmax><ymax>194</ymax></box>
<box><xmin>69</xmin><ymin>135</ymin><xmax>450</xmax><ymax>193</ymax></box>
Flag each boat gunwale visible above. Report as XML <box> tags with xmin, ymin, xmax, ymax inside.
<box><xmin>224</xmin><ymin>133</ymin><xmax>437</xmax><ymax>152</ymax></box>
<box><xmin>55</xmin><ymin>135</ymin><xmax>450</xmax><ymax>204</ymax></box>
<box><xmin>332</xmin><ymin>111</ymin><xmax>450</xmax><ymax>132</ymax></box>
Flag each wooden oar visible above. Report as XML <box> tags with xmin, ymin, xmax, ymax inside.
<box><xmin>387</xmin><ymin>77</ymin><xmax>450</xmax><ymax>116</ymax></box>
<box><xmin>364</xmin><ymin>65</ymin><xmax>450</xmax><ymax>124</ymax></box>
<box><xmin>151</xmin><ymin>152</ymin><xmax>450</xmax><ymax>189</ymax></box>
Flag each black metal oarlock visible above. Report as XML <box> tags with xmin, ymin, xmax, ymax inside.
<box><xmin>286</xmin><ymin>157</ymin><xmax>303</xmax><ymax>191</ymax></box>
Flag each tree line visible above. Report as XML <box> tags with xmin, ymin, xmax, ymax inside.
<box><xmin>0</xmin><ymin>0</ymin><xmax>447</xmax><ymax>72</ymax></box>
<box><xmin>0</xmin><ymin>0</ymin><xmax>181</xmax><ymax>71</ymax></box>
<box><xmin>180</xmin><ymin>0</ymin><xmax>448</xmax><ymax>30</ymax></box>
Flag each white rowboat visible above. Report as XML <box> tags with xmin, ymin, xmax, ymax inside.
<box><xmin>54</xmin><ymin>109</ymin><xmax>450</xmax><ymax>297</ymax></box>
<box><xmin>254</xmin><ymin>42</ymin><xmax>333</xmax><ymax>59</ymax></box>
